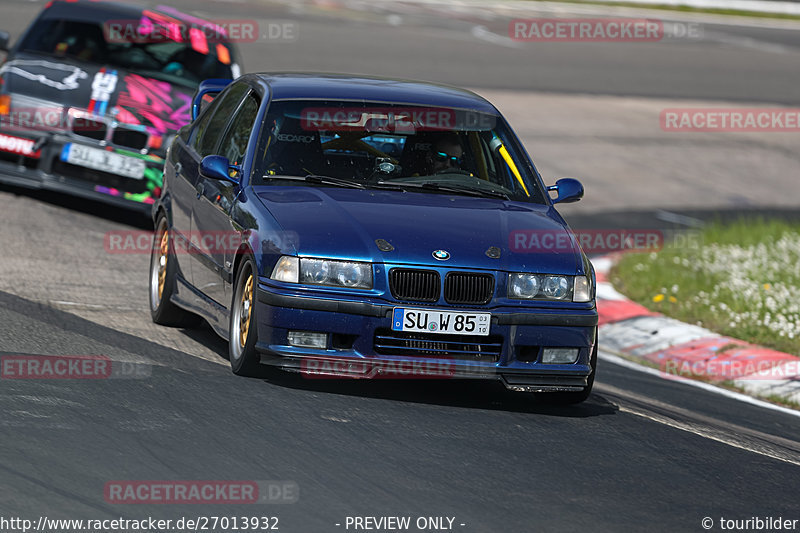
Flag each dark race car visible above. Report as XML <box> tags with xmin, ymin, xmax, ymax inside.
<box><xmin>150</xmin><ymin>73</ymin><xmax>599</xmax><ymax>404</ymax></box>
<box><xmin>0</xmin><ymin>0</ymin><xmax>241</xmax><ymax>212</ymax></box>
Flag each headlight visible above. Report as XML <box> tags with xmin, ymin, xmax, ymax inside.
<box><xmin>508</xmin><ymin>273</ymin><xmax>540</xmax><ymax>299</ymax></box>
<box><xmin>301</xmin><ymin>258</ymin><xmax>331</xmax><ymax>284</ymax></box>
<box><xmin>333</xmin><ymin>261</ymin><xmax>371</xmax><ymax>287</ymax></box>
<box><xmin>508</xmin><ymin>273</ymin><xmax>575</xmax><ymax>301</ymax></box>
<box><xmin>271</xmin><ymin>256</ymin><xmax>372</xmax><ymax>289</ymax></box>
<box><xmin>542</xmin><ymin>275</ymin><xmax>569</xmax><ymax>299</ymax></box>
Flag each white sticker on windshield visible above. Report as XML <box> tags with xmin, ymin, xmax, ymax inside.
<box><xmin>0</xmin><ymin>60</ymin><xmax>88</xmax><ymax>90</ymax></box>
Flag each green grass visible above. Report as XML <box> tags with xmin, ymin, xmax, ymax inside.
<box><xmin>610</xmin><ymin>219</ymin><xmax>800</xmax><ymax>356</ymax></box>
<box><xmin>522</xmin><ymin>0</ymin><xmax>800</xmax><ymax>21</ymax></box>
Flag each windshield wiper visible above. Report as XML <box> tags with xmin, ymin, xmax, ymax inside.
<box><xmin>423</xmin><ymin>183</ymin><xmax>510</xmax><ymax>200</ymax></box>
<box><xmin>263</xmin><ymin>174</ymin><xmax>366</xmax><ymax>189</ymax></box>
<box><xmin>375</xmin><ymin>181</ymin><xmax>509</xmax><ymax>200</ymax></box>
<box><xmin>368</xmin><ymin>182</ymin><xmax>406</xmax><ymax>191</ymax></box>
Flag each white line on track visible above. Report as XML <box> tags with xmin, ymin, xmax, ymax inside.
<box><xmin>49</xmin><ymin>300</ymin><xmax>105</xmax><ymax>309</ymax></box>
<box><xmin>599</xmin><ymin>350</ymin><xmax>800</xmax><ymax>418</ymax></box>
<box><xmin>702</xmin><ymin>29</ymin><xmax>796</xmax><ymax>54</ymax></box>
<box><xmin>655</xmin><ymin>210</ymin><xmax>706</xmax><ymax>228</ymax></box>
<box><xmin>597</xmin><ymin>354</ymin><xmax>800</xmax><ymax>467</ymax></box>
<box><xmin>470</xmin><ymin>25</ymin><xmax>523</xmax><ymax>48</ymax></box>
<box><xmin>614</xmin><ymin>397</ymin><xmax>800</xmax><ymax>467</ymax></box>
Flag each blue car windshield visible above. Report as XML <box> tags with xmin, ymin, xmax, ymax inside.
<box><xmin>255</xmin><ymin>100</ymin><xmax>546</xmax><ymax>203</ymax></box>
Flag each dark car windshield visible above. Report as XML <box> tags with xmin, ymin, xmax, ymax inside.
<box><xmin>255</xmin><ymin>100</ymin><xmax>546</xmax><ymax>203</ymax></box>
<box><xmin>18</xmin><ymin>18</ymin><xmax>236</xmax><ymax>87</ymax></box>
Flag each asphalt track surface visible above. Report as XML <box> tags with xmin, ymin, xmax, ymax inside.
<box><xmin>1</xmin><ymin>1</ymin><xmax>799</xmax><ymax>531</ymax></box>
<box><xmin>258</xmin><ymin>0</ymin><xmax>800</xmax><ymax>105</ymax></box>
<box><xmin>3</xmin><ymin>0</ymin><xmax>800</xmax><ymax>103</ymax></box>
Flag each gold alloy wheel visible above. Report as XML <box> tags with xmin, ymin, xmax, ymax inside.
<box><xmin>239</xmin><ymin>273</ymin><xmax>253</xmax><ymax>348</ymax></box>
<box><xmin>157</xmin><ymin>229</ymin><xmax>169</xmax><ymax>301</ymax></box>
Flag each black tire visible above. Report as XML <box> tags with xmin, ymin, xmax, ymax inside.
<box><xmin>229</xmin><ymin>256</ymin><xmax>262</xmax><ymax>376</ymax></box>
<box><xmin>536</xmin><ymin>331</ymin><xmax>598</xmax><ymax>405</ymax></box>
<box><xmin>149</xmin><ymin>215</ymin><xmax>200</xmax><ymax>327</ymax></box>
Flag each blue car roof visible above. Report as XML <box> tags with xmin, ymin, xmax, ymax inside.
<box><xmin>253</xmin><ymin>73</ymin><xmax>500</xmax><ymax>115</ymax></box>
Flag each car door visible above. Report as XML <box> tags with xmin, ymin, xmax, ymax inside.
<box><xmin>189</xmin><ymin>82</ymin><xmax>254</xmax><ymax>308</ymax></box>
<box><xmin>166</xmin><ymin>94</ymin><xmax>226</xmax><ymax>285</ymax></box>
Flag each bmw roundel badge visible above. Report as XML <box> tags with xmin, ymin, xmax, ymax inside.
<box><xmin>432</xmin><ymin>250</ymin><xmax>450</xmax><ymax>261</ymax></box>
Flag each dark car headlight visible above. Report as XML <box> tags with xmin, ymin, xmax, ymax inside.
<box><xmin>271</xmin><ymin>256</ymin><xmax>373</xmax><ymax>289</ymax></box>
<box><xmin>508</xmin><ymin>273</ymin><xmax>592</xmax><ymax>302</ymax></box>
<box><xmin>508</xmin><ymin>273</ymin><xmax>541</xmax><ymax>299</ymax></box>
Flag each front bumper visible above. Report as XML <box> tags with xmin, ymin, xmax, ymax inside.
<box><xmin>0</xmin><ymin>130</ymin><xmax>162</xmax><ymax>212</ymax></box>
<box><xmin>255</xmin><ymin>283</ymin><xmax>598</xmax><ymax>392</ymax></box>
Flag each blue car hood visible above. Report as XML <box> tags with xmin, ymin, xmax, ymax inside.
<box><xmin>255</xmin><ymin>187</ymin><xmax>582</xmax><ymax>274</ymax></box>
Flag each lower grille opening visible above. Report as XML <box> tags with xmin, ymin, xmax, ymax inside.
<box><xmin>517</xmin><ymin>346</ymin><xmax>541</xmax><ymax>363</ymax></box>
<box><xmin>112</xmin><ymin>129</ymin><xmax>148</xmax><ymax>151</ymax></box>
<box><xmin>374</xmin><ymin>328</ymin><xmax>502</xmax><ymax>362</ymax></box>
<box><xmin>331</xmin><ymin>333</ymin><xmax>357</xmax><ymax>350</ymax></box>
<box><xmin>51</xmin><ymin>158</ymin><xmax>149</xmax><ymax>193</ymax></box>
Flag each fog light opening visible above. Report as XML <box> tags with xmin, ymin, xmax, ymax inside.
<box><xmin>288</xmin><ymin>331</ymin><xmax>328</xmax><ymax>349</ymax></box>
<box><xmin>542</xmin><ymin>348</ymin><xmax>579</xmax><ymax>364</ymax></box>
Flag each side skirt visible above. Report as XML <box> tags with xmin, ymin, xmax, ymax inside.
<box><xmin>171</xmin><ymin>274</ymin><xmax>230</xmax><ymax>340</ymax></box>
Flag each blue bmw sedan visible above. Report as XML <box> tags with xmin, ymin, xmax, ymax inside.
<box><xmin>150</xmin><ymin>73</ymin><xmax>598</xmax><ymax>403</ymax></box>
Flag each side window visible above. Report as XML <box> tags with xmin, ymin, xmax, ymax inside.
<box><xmin>189</xmin><ymin>97</ymin><xmax>222</xmax><ymax>151</ymax></box>
<box><xmin>217</xmin><ymin>93</ymin><xmax>260</xmax><ymax>166</ymax></box>
<box><xmin>196</xmin><ymin>83</ymin><xmax>250</xmax><ymax>157</ymax></box>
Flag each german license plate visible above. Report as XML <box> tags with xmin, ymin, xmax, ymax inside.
<box><xmin>61</xmin><ymin>143</ymin><xmax>146</xmax><ymax>180</ymax></box>
<box><xmin>392</xmin><ymin>308</ymin><xmax>491</xmax><ymax>336</ymax></box>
